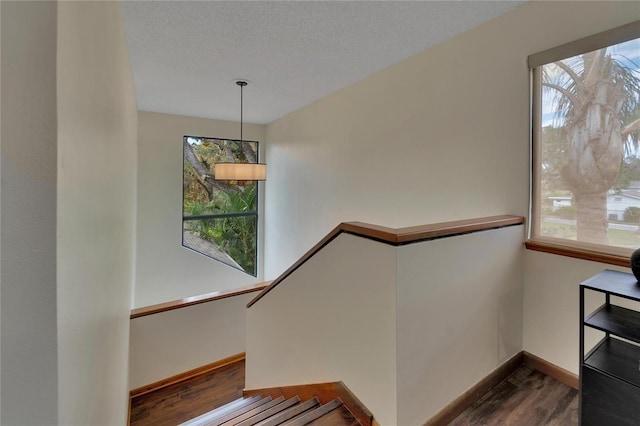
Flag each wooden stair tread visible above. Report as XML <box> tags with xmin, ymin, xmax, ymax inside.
<box><xmin>252</xmin><ymin>397</ymin><xmax>320</xmax><ymax>426</ymax></box>
<box><xmin>281</xmin><ymin>398</ymin><xmax>344</xmax><ymax>426</ymax></box>
<box><xmin>206</xmin><ymin>397</ymin><xmax>273</xmax><ymax>426</ymax></box>
<box><xmin>219</xmin><ymin>396</ymin><xmax>285</xmax><ymax>425</ymax></box>
<box><xmin>305</xmin><ymin>405</ymin><xmax>361</xmax><ymax>426</ymax></box>
<box><xmin>234</xmin><ymin>397</ymin><xmax>302</xmax><ymax>426</ymax></box>
<box><xmin>243</xmin><ymin>381</ymin><xmax>372</xmax><ymax>426</ymax></box>
<box><xmin>180</xmin><ymin>393</ymin><xmax>362</xmax><ymax>426</ymax></box>
<box><xmin>179</xmin><ymin>397</ymin><xmax>262</xmax><ymax>426</ymax></box>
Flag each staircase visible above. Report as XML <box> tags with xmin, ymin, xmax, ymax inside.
<box><xmin>179</xmin><ymin>394</ymin><xmax>361</xmax><ymax>426</ymax></box>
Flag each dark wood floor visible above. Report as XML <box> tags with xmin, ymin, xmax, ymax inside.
<box><xmin>129</xmin><ymin>358</ymin><xmax>245</xmax><ymax>426</ymax></box>
<box><xmin>449</xmin><ymin>365</ymin><xmax>578</xmax><ymax>425</ymax></box>
<box><xmin>129</xmin><ymin>361</ymin><xmax>577</xmax><ymax>426</ymax></box>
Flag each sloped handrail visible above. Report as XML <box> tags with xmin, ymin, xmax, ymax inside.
<box><xmin>247</xmin><ymin>215</ymin><xmax>524</xmax><ymax>308</ymax></box>
<box><xmin>131</xmin><ymin>282</ymin><xmax>270</xmax><ymax>319</ymax></box>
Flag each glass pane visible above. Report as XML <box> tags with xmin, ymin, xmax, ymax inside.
<box><xmin>537</xmin><ymin>37</ymin><xmax>640</xmax><ymax>249</ymax></box>
<box><xmin>183</xmin><ymin>137</ymin><xmax>258</xmax><ymax>217</ymax></box>
<box><xmin>183</xmin><ymin>180</ymin><xmax>258</xmax><ymax>217</ymax></box>
<box><xmin>183</xmin><ymin>136</ymin><xmax>259</xmax><ymax>275</ymax></box>
<box><xmin>183</xmin><ymin>215</ymin><xmax>257</xmax><ymax>276</ymax></box>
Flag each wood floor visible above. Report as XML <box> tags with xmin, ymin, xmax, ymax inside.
<box><xmin>129</xmin><ymin>358</ymin><xmax>245</xmax><ymax>426</ymax></box>
<box><xmin>129</xmin><ymin>361</ymin><xmax>578</xmax><ymax>426</ymax></box>
<box><xmin>449</xmin><ymin>365</ymin><xmax>578</xmax><ymax>425</ymax></box>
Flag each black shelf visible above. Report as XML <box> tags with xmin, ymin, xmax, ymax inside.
<box><xmin>584</xmin><ymin>304</ymin><xmax>640</xmax><ymax>345</ymax></box>
<box><xmin>580</xmin><ymin>270</ymin><xmax>640</xmax><ymax>424</ymax></box>
<box><xmin>585</xmin><ymin>337</ymin><xmax>640</xmax><ymax>388</ymax></box>
<box><xmin>582</xmin><ymin>364</ymin><xmax>640</xmax><ymax>425</ymax></box>
<box><xmin>582</xmin><ymin>269</ymin><xmax>640</xmax><ymax>301</ymax></box>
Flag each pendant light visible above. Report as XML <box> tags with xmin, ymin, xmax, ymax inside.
<box><xmin>214</xmin><ymin>80</ymin><xmax>267</xmax><ymax>183</ymax></box>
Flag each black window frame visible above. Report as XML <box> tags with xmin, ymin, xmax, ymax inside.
<box><xmin>182</xmin><ymin>135</ymin><xmax>260</xmax><ymax>277</ymax></box>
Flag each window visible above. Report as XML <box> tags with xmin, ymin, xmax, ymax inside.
<box><xmin>530</xmin><ymin>22</ymin><xmax>640</xmax><ymax>255</ymax></box>
<box><xmin>182</xmin><ymin>136</ymin><xmax>259</xmax><ymax>276</ymax></box>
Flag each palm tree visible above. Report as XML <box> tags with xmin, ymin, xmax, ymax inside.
<box><xmin>543</xmin><ymin>43</ymin><xmax>640</xmax><ymax>244</ymax></box>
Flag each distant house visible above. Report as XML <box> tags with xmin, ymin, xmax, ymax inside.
<box><xmin>607</xmin><ymin>190</ymin><xmax>640</xmax><ymax>221</ymax></box>
<box><xmin>549</xmin><ymin>196</ymin><xmax>572</xmax><ymax>211</ymax></box>
<box><xmin>548</xmin><ymin>182</ymin><xmax>640</xmax><ymax>221</ymax></box>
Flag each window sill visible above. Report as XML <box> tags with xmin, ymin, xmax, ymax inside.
<box><xmin>525</xmin><ymin>240</ymin><xmax>630</xmax><ymax>267</ymax></box>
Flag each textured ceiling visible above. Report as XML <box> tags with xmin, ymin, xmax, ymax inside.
<box><xmin>120</xmin><ymin>1</ymin><xmax>525</xmax><ymax>124</ymax></box>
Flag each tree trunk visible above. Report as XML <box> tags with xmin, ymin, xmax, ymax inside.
<box><xmin>183</xmin><ymin>139</ymin><xmax>240</xmax><ymax>193</ymax></box>
<box><xmin>183</xmin><ymin>139</ymin><xmax>213</xmax><ymax>178</ymax></box>
<box><xmin>559</xmin><ymin>54</ymin><xmax>624</xmax><ymax>244</ymax></box>
<box><xmin>574</xmin><ymin>191</ymin><xmax>608</xmax><ymax>245</ymax></box>
<box><xmin>224</xmin><ymin>145</ymin><xmax>235</xmax><ymax>162</ymax></box>
<box><xmin>241</xmin><ymin>143</ymin><xmax>257</xmax><ymax>163</ymax></box>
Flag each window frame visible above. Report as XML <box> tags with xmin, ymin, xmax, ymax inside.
<box><xmin>528</xmin><ymin>21</ymin><xmax>640</xmax><ymax>261</ymax></box>
<box><xmin>182</xmin><ymin>135</ymin><xmax>261</xmax><ymax>276</ymax></box>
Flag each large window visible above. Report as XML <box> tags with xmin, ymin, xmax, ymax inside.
<box><xmin>182</xmin><ymin>136</ymin><xmax>259</xmax><ymax>276</ymax></box>
<box><xmin>530</xmin><ymin>23</ymin><xmax>640</xmax><ymax>255</ymax></box>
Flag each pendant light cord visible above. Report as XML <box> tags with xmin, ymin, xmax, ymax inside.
<box><xmin>237</xmin><ymin>80</ymin><xmax>248</xmax><ymax>141</ymax></box>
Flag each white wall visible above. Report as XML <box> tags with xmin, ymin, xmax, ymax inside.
<box><xmin>262</xmin><ymin>1</ymin><xmax>639</xmax><ymax>280</ymax></box>
<box><xmin>1</xmin><ymin>3</ymin><xmax>2</xmax><ymax>416</ymax></box>
<box><xmin>517</xmin><ymin>1</ymin><xmax>640</xmax><ymax>376</ymax></box>
<box><xmin>263</xmin><ymin>7</ymin><xmax>532</xmax><ymax>279</ymax></box>
<box><xmin>523</xmin><ymin>251</ymin><xmax>631</xmax><ymax>375</ymax></box>
<box><xmin>261</xmin><ymin>2</ymin><xmax>640</xmax><ymax>405</ymax></box>
<box><xmin>56</xmin><ymin>2</ymin><xmax>138</xmax><ymax>424</ymax></box>
<box><xmin>135</xmin><ymin>111</ymin><xmax>266</xmax><ymax>307</ymax></box>
<box><xmin>397</xmin><ymin>226</ymin><xmax>524</xmax><ymax>426</ymax></box>
<box><xmin>129</xmin><ymin>292</ymin><xmax>254</xmax><ymax>389</ymax></box>
<box><xmin>247</xmin><ymin>225</ymin><xmax>523</xmax><ymax>425</ymax></box>
<box><xmin>246</xmin><ymin>233</ymin><xmax>398</xmax><ymax>425</ymax></box>
<box><xmin>1</xmin><ymin>2</ymin><xmax>59</xmax><ymax>423</ymax></box>
<box><xmin>1</xmin><ymin>1</ymin><xmax>137</xmax><ymax>423</ymax></box>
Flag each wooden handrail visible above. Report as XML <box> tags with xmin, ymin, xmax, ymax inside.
<box><xmin>131</xmin><ymin>282</ymin><xmax>270</xmax><ymax>319</ymax></box>
<box><xmin>525</xmin><ymin>240</ymin><xmax>630</xmax><ymax>267</ymax></box>
<box><xmin>247</xmin><ymin>215</ymin><xmax>524</xmax><ymax>308</ymax></box>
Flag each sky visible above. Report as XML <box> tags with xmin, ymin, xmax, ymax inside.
<box><xmin>540</xmin><ymin>37</ymin><xmax>640</xmax><ymax>130</ymax></box>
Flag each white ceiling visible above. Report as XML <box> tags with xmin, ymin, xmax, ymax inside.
<box><xmin>120</xmin><ymin>1</ymin><xmax>525</xmax><ymax>125</ymax></box>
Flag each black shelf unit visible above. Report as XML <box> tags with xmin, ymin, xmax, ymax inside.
<box><xmin>580</xmin><ymin>270</ymin><xmax>640</xmax><ymax>425</ymax></box>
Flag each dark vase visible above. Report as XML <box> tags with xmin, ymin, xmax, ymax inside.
<box><xmin>631</xmin><ymin>248</ymin><xmax>640</xmax><ymax>281</ymax></box>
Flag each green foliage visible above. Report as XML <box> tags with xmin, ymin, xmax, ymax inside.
<box><xmin>183</xmin><ymin>187</ymin><xmax>258</xmax><ymax>274</ymax></box>
<box><xmin>540</xmin><ymin>221</ymin><xmax>577</xmax><ymax>240</ymax></box>
<box><xmin>183</xmin><ymin>162</ymin><xmax>210</xmax><ymax>209</ymax></box>
<box><xmin>183</xmin><ymin>191</ymin><xmax>228</xmax><ymax>217</ymax></box>
<box><xmin>554</xmin><ymin>205</ymin><xmax>576</xmax><ymax>220</ymax></box>
<box><xmin>540</xmin><ymin>126</ymin><xmax>569</xmax><ymax>196</ymax></box>
<box><xmin>183</xmin><ymin>136</ymin><xmax>259</xmax><ymax>275</ymax></box>
<box><xmin>183</xmin><ymin>138</ymin><xmax>258</xmax><ymax>205</ymax></box>
<box><xmin>624</xmin><ymin>207</ymin><xmax>640</xmax><ymax>223</ymax></box>
<box><xmin>209</xmin><ymin>185</ymin><xmax>257</xmax><ymax>274</ymax></box>
<box><xmin>541</xmin><ymin>221</ymin><xmax>640</xmax><ymax>247</ymax></box>
<box><xmin>615</xmin><ymin>157</ymin><xmax>640</xmax><ymax>191</ymax></box>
